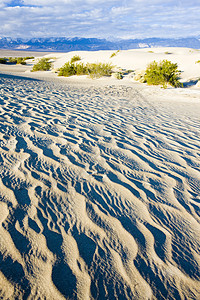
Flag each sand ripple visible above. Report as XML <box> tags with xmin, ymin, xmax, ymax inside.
<box><xmin>0</xmin><ymin>74</ymin><xmax>200</xmax><ymax>299</ymax></box>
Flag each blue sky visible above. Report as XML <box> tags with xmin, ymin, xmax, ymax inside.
<box><xmin>0</xmin><ymin>0</ymin><xmax>200</xmax><ymax>39</ymax></box>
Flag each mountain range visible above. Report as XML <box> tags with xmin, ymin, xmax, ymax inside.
<box><xmin>0</xmin><ymin>37</ymin><xmax>200</xmax><ymax>52</ymax></box>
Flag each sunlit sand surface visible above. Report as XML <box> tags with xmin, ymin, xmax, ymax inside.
<box><xmin>0</xmin><ymin>72</ymin><xmax>200</xmax><ymax>299</ymax></box>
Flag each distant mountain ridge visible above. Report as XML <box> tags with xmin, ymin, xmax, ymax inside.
<box><xmin>0</xmin><ymin>37</ymin><xmax>200</xmax><ymax>51</ymax></box>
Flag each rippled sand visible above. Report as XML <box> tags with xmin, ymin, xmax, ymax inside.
<box><xmin>0</xmin><ymin>73</ymin><xmax>200</xmax><ymax>299</ymax></box>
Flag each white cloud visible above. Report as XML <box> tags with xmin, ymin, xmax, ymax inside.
<box><xmin>0</xmin><ymin>0</ymin><xmax>199</xmax><ymax>38</ymax></box>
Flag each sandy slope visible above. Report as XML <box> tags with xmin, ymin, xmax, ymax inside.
<box><xmin>43</xmin><ymin>47</ymin><xmax>200</xmax><ymax>83</ymax></box>
<box><xmin>0</xmin><ymin>70</ymin><xmax>199</xmax><ymax>299</ymax></box>
<box><xmin>1</xmin><ymin>47</ymin><xmax>200</xmax><ymax>85</ymax></box>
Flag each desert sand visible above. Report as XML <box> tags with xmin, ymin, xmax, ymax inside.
<box><xmin>0</xmin><ymin>48</ymin><xmax>200</xmax><ymax>299</ymax></box>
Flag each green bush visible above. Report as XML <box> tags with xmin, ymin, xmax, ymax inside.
<box><xmin>24</xmin><ymin>56</ymin><xmax>34</xmax><ymax>60</ymax></box>
<box><xmin>0</xmin><ymin>58</ymin><xmax>7</xmax><ymax>64</ymax></box>
<box><xmin>195</xmin><ymin>60</ymin><xmax>200</xmax><ymax>64</ymax></box>
<box><xmin>75</xmin><ymin>63</ymin><xmax>88</xmax><ymax>75</ymax></box>
<box><xmin>144</xmin><ymin>60</ymin><xmax>182</xmax><ymax>88</ymax></box>
<box><xmin>16</xmin><ymin>57</ymin><xmax>26</xmax><ymax>65</ymax></box>
<box><xmin>70</xmin><ymin>55</ymin><xmax>81</xmax><ymax>63</ymax></box>
<box><xmin>58</xmin><ymin>62</ymin><xmax>76</xmax><ymax>76</ymax></box>
<box><xmin>8</xmin><ymin>57</ymin><xmax>17</xmax><ymax>64</ymax></box>
<box><xmin>58</xmin><ymin>61</ymin><xmax>113</xmax><ymax>78</ymax></box>
<box><xmin>32</xmin><ymin>58</ymin><xmax>52</xmax><ymax>71</ymax></box>
<box><xmin>8</xmin><ymin>57</ymin><xmax>29</xmax><ymax>65</ymax></box>
<box><xmin>87</xmin><ymin>62</ymin><xmax>113</xmax><ymax>78</ymax></box>
<box><xmin>58</xmin><ymin>62</ymin><xmax>88</xmax><ymax>77</ymax></box>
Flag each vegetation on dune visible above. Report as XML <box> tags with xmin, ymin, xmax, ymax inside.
<box><xmin>8</xmin><ymin>57</ymin><xmax>17</xmax><ymax>64</ymax></box>
<box><xmin>58</xmin><ymin>62</ymin><xmax>76</xmax><ymax>76</ymax></box>
<box><xmin>0</xmin><ymin>58</ymin><xmax>7</xmax><ymax>64</ymax></box>
<box><xmin>8</xmin><ymin>56</ymin><xmax>34</xmax><ymax>65</ymax></box>
<box><xmin>87</xmin><ymin>63</ymin><xmax>113</xmax><ymax>78</ymax></box>
<box><xmin>110</xmin><ymin>50</ymin><xmax>120</xmax><ymax>58</ymax></box>
<box><xmin>144</xmin><ymin>60</ymin><xmax>182</xmax><ymax>88</ymax></box>
<box><xmin>195</xmin><ymin>60</ymin><xmax>200</xmax><ymax>64</ymax></box>
<box><xmin>32</xmin><ymin>58</ymin><xmax>52</xmax><ymax>71</ymax></box>
<box><xmin>16</xmin><ymin>57</ymin><xmax>26</xmax><ymax>65</ymax></box>
<box><xmin>70</xmin><ymin>55</ymin><xmax>81</xmax><ymax>63</ymax></box>
<box><xmin>58</xmin><ymin>61</ymin><xmax>114</xmax><ymax>78</ymax></box>
<box><xmin>24</xmin><ymin>56</ymin><xmax>34</xmax><ymax>60</ymax></box>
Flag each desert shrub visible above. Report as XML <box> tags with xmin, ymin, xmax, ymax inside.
<box><xmin>25</xmin><ymin>56</ymin><xmax>34</xmax><ymax>60</ymax></box>
<box><xmin>8</xmin><ymin>57</ymin><xmax>17</xmax><ymax>63</ymax></box>
<box><xmin>58</xmin><ymin>61</ymin><xmax>113</xmax><ymax>78</ymax></box>
<box><xmin>58</xmin><ymin>62</ymin><xmax>88</xmax><ymax>76</ymax></box>
<box><xmin>144</xmin><ymin>60</ymin><xmax>182</xmax><ymax>88</ymax></box>
<box><xmin>87</xmin><ymin>63</ymin><xmax>113</xmax><ymax>78</ymax></box>
<box><xmin>0</xmin><ymin>58</ymin><xmax>7</xmax><ymax>64</ymax></box>
<box><xmin>70</xmin><ymin>55</ymin><xmax>81</xmax><ymax>63</ymax></box>
<box><xmin>195</xmin><ymin>60</ymin><xmax>200</xmax><ymax>64</ymax></box>
<box><xmin>75</xmin><ymin>63</ymin><xmax>88</xmax><ymax>75</ymax></box>
<box><xmin>16</xmin><ymin>57</ymin><xmax>26</xmax><ymax>65</ymax></box>
<box><xmin>110</xmin><ymin>50</ymin><xmax>120</xmax><ymax>58</ymax></box>
<box><xmin>32</xmin><ymin>58</ymin><xmax>52</xmax><ymax>71</ymax></box>
<box><xmin>58</xmin><ymin>62</ymin><xmax>76</xmax><ymax>76</ymax></box>
<box><xmin>8</xmin><ymin>57</ymin><xmax>28</xmax><ymax>64</ymax></box>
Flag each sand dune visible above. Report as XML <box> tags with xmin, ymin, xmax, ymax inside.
<box><xmin>1</xmin><ymin>47</ymin><xmax>200</xmax><ymax>85</ymax></box>
<box><xmin>43</xmin><ymin>47</ymin><xmax>200</xmax><ymax>83</ymax></box>
<box><xmin>0</xmin><ymin>62</ymin><xmax>200</xmax><ymax>299</ymax></box>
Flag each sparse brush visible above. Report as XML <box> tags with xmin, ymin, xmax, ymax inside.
<box><xmin>70</xmin><ymin>55</ymin><xmax>81</xmax><ymax>63</ymax></box>
<box><xmin>16</xmin><ymin>57</ymin><xmax>26</xmax><ymax>65</ymax></box>
<box><xmin>32</xmin><ymin>58</ymin><xmax>52</xmax><ymax>71</ymax></box>
<box><xmin>58</xmin><ymin>61</ymin><xmax>87</xmax><ymax>77</ymax></box>
<box><xmin>8</xmin><ymin>57</ymin><xmax>28</xmax><ymax>65</ymax></box>
<box><xmin>8</xmin><ymin>57</ymin><xmax>17</xmax><ymax>64</ymax></box>
<box><xmin>144</xmin><ymin>60</ymin><xmax>182</xmax><ymax>88</ymax></box>
<box><xmin>0</xmin><ymin>58</ymin><xmax>7</xmax><ymax>64</ymax></box>
<box><xmin>110</xmin><ymin>50</ymin><xmax>120</xmax><ymax>58</ymax></box>
<box><xmin>58</xmin><ymin>62</ymin><xmax>76</xmax><ymax>76</ymax></box>
<box><xmin>58</xmin><ymin>61</ymin><xmax>114</xmax><ymax>78</ymax></box>
<box><xmin>24</xmin><ymin>56</ymin><xmax>34</xmax><ymax>60</ymax></box>
<box><xmin>75</xmin><ymin>63</ymin><xmax>88</xmax><ymax>75</ymax></box>
<box><xmin>87</xmin><ymin>62</ymin><xmax>113</xmax><ymax>78</ymax></box>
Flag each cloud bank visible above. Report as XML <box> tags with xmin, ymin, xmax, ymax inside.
<box><xmin>0</xmin><ymin>0</ymin><xmax>200</xmax><ymax>38</ymax></box>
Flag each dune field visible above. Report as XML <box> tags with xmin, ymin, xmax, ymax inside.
<box><xmin>0</xmin><ymin>48</ymin><xmax>200</xmax><ymax>299</ymax></box>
